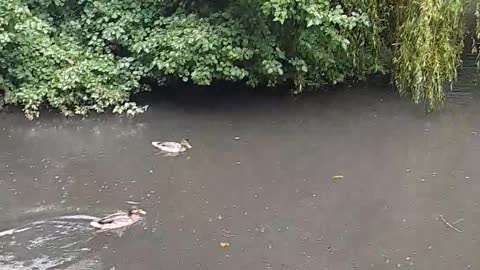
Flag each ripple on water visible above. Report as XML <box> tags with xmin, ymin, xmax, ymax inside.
<box><xmin>0</xmin><ymin>215</ymin><xmax>102</xmax><ymax>269</ymax></box>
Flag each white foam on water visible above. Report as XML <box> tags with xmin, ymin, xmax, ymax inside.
<box><xmin>0</xmin><ymin>227</ymin><xmax>31</xmax><ymax>237</ymax></box>
<box><xmin>56</xmin><ymin>215</ymin><xmax>99</xmax><ymax>221</ymax></box>
<box><xmin>0</xmin><ymin>228</ymin><xmax>16</xmax><ymax>237</ymax></box>
<box><xmin>0</xmin><ymin>213</ymin><xmax>101</xmax><ymax>269</ymax></box>
<box><xmin>15</xmin><ymin>227</ymin><xmax>31</xmax><ymax>233</ymax></box>
<box><xmin>23</xmin><ymin>205</ymin><xmax>56</xmax><ymax>214</ymax></box>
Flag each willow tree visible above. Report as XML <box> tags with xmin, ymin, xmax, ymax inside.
<box><xmin>392</xmin><ymin>0</ymin><xmax>464</xmax><ymax>111</ymax></box>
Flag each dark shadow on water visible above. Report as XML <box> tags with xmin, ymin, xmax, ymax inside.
<box><xmin>1</xmin><ymin>77</ymin><xmax>394</xmax><ymax>120</ymax></box>
<box><xmin>131</xmin><ymin>78</ymin><xmax>401</xmax><ymax>116</ymax></box>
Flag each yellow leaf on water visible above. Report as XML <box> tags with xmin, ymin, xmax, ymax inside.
<box><xmin>332</xmin><ymin>175</ymin><xmax>344</xmax><ymax>180</ymax></box>
<box><xmin>220</xmin><ymin>242</ymin><xmax>230</xmax><ymax>248</ymax></box>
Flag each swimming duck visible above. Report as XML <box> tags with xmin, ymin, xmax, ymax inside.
<box><xmin>152</xmin><ymin>139</ymin><xmax>192</xmax><ymax>153</ymax></box>
<box><xmin>90</xmin><ymin>209</ymin><xmax>146</xmax><ymax>230</ymax></box>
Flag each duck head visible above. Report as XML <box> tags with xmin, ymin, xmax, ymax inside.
<box><xmin>128</xmin><ymin>209</ymin><xmax>147</xmax><ymax>218</ymax></box>
<box><xmin>181</xmin><ymin>139</ymin><xmax>192</xmax><ymax>149</ymax></box>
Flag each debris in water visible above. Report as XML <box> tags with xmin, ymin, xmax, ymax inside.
<box><xmin>220</xmin><ymin>242</ymin><xmax>230</xmax><ymax>248</ymax></box>
<box><xmin>126</xmin><ymin>201</ymin><xmax>140</xmax><ymax>205</ymax></box>
<box><xmin>437</xmin><ymin>215</ymin><xmax>463</xmax><ymax>233</ymax></box>
<box><xmin>452</xmin><ymin>218</ymin><xmax>464</xmax><ymax>225</ymax></box>
<box><xmin>332</xmin><ymin>175</ymin><xmax>344</xmax><ymax>180</ymax></box>
<box><xmin>222</xmin><ymin>229</ymin><xmax>235</xmax><ymax>238</ymax></box>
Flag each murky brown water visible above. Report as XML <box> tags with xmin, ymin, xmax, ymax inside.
<box><xmin>1</xmin><ymin>83</ymin><xmax>480</xmax><ymax>269</ymax></box>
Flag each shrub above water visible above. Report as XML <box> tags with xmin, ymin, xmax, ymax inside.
<box><xmin>0</xmin><ymin>0</ymin><xmax>469</xmax><ymax>118</ymax></box>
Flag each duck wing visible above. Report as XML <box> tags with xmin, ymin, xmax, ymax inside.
<box><xmin>152</xmin><ymin>141</ymin><xmax>181</xmax><ymax>152</ymax></box>
<box><xmin>97</xmin><ymin>212</ymin><xmax>128</xmax><ymax>224</ymax></box>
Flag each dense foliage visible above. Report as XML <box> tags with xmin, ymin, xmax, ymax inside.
<box><xmin>0</xmin><ymin>0</ymin><xmax>469</xmax><ymax>117</ymax></box>
<box><xmin>393</xmin><ymin>0</ymin><xmax>464</xmax><ymax>111</ymax></box>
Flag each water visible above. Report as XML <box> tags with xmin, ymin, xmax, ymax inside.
<box><xmin>1</xmin><ymin>84</ymin><xmax>480</xmax><ymax>269</ymax></box>
<box><xmin>0</xmin><ymin>215</ymin><xmax>99</xmax><ymax>269</ymax></box>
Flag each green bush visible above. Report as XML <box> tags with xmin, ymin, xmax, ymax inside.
<box><xmin>1</xmin><ymin>0</ymin><xmax>143</xmax><ymax>118</ymax></box>
<box><xmin>3</xmin><ymin>0</ymin><xmax>464</xmax><ymax>117</ymax></box>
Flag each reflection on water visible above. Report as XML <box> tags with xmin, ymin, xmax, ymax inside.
<box><xmin>0</xmin><ymin>215</ymin><xmax>100</xmax><ymax>269</ymax></box>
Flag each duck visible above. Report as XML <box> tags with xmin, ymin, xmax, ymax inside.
<box><xmin>152</xmin><ymin>139</ymin><xmax>192</xmax><ymax>153</ymax></box>
<box><xmin>90</xmin><ymin>209</ymin><xmax>146</xmax><ymax>230</ymax></box>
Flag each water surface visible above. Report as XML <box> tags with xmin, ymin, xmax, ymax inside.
<box><xmin>1</xmin><ymin>84</ymin><xmax>480</xmax><ymax>269</ymax></box>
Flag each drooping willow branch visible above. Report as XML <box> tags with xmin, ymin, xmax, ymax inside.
<box><xmin>393</xmin><ymin>0</ymin><xmax>464</xmax><ymax>111</ymax></box>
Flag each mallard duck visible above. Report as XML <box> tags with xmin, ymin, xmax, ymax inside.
<box><xmin>152</xmin><ymin>139</ymin><xmax>192</xmax><ymax>153</ymax></box>
<box><xmin>90</xmin><ymin>209</ymin><xmax>146</xmax><ymax>230</ymax></box>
